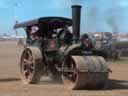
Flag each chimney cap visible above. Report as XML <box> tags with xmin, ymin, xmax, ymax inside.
<box><xmin>72</xmin><ymin>5</ymin><xmax>81</xmax><ymax>8</ymax></box>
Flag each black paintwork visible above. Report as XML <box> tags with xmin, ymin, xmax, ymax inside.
<box><xmin>14</xmin><ymin>17</ymin><xmax>72</xmax><ymax>29</ymax></box>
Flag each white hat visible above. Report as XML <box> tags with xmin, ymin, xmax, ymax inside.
<box><xmin>31</xmin><ymin>26</ymin><xmax>39</xmax><ymax>33</ymax></box>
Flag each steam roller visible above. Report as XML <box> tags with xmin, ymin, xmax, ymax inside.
<box><xmin>62</xmin><ymin>56</ymin><xmax>109</xmax><ymax>89</ymax></box>
<box><xmin>14</xmin><ymin>4</ymin><xmax>110</xmax><ymax>90</ymax></box>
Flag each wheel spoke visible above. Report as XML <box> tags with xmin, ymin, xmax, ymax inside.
<box><xmin>72</xmin><ymin>72</ymin><xmax>77</xmax><ymax>82</ymax></box>
<box><xmin>23</xmin><ymin>57</ymin><xmax>33</xmax><ymax>65</ymax></box>
<box><xmin>70</xmin><ymin>60</ymin><xmax>75</xmax><ymax>69</ymax></box>
<box><xmin>23</xmin><ymin>59</ymin><xmax>29</xmax><ymax>65</ymax></box>
<box><xmin>28</xmin><ymin>57</ymin><xmax>33</xmax><ymax>63</ymax></box>
<box><xmin>24</xmin><ymin>69</ymin><xmax>30</xmax><ymax>78</ymax></box>
<box><xmin>30</xmin><ymin>64</ymin><xmax>34</xmax><ymax>70</ymax></box>
<box><xmin>28</xmin><ymin>59</ymin><xmax>34</xmax><ymax>65</ymax></box>
<box><xmin>24</xmin><ymin>64</ymin><xmax>29</xmax><ymax>70</ymax></box>
<box><xmin>24</xmin><ymin>67</ymin><xmax>33</xmax><ymax>79</ymax></box>
<box><xmin>27</xmin><ymin>50</ymin><xmax>33</xmax><ymax>61</ymax></box>
<box><xmin>26</xmin><ymin>50</ymin><xmax>34</xmax><ymax>65</ymax></box>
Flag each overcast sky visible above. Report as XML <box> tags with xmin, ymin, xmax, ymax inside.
<box><xmin>0</xmin><ymin>0</ymin><xmax>128</xmax><ymax>35</ymax></box>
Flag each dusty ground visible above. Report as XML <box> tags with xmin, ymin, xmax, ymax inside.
<box><xmin>0</xmin><ymin>41</ymin><xmax>128</xmax><ymax>96</ymax></box>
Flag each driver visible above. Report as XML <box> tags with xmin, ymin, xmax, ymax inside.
<box><xmin>81</xmin><ymin>33</ymin><xmax>93</xmax><ymax>49</ymax></box>
<box><xmin>30</xmin><ymin>26</ymin><xmax>39</xmax><ymax>40</ymax></box>
<box><xmin>29</xmin><ymin>26</ymin><xmax>42</xmax><ymax>46</ymax></box>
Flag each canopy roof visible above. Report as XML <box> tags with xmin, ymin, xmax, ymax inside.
<box><xmin>14</xmin><ymin>17</ymin><xmax>72</xmax><ymax>29</ymax></box>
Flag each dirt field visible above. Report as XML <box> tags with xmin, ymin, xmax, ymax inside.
<box><xmin>0</xmin><ymin>41</ymin><xmax>128</xmax><ymax>96</ymax></box>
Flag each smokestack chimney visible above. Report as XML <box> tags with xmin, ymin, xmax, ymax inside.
<box><xmin>72</xmin><ymin>5</ymin><xmax>81</xmax><ymax>42</ymax></box>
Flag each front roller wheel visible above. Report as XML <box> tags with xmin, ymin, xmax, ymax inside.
<box><xmin>62</xmin><ymin>56</ymin><xmax>109</xmax><ymax>89</ymax></box>
<box><xmin>20</xmin><ymin>47</ymin><xmax>44</xmax><ymax>84</ymax></box>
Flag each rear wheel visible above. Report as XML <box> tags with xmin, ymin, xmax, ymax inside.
<box><xmin>20</xmin><ymin>47</ymin><xmax>44</xmax><ymax>84</ymax></box>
